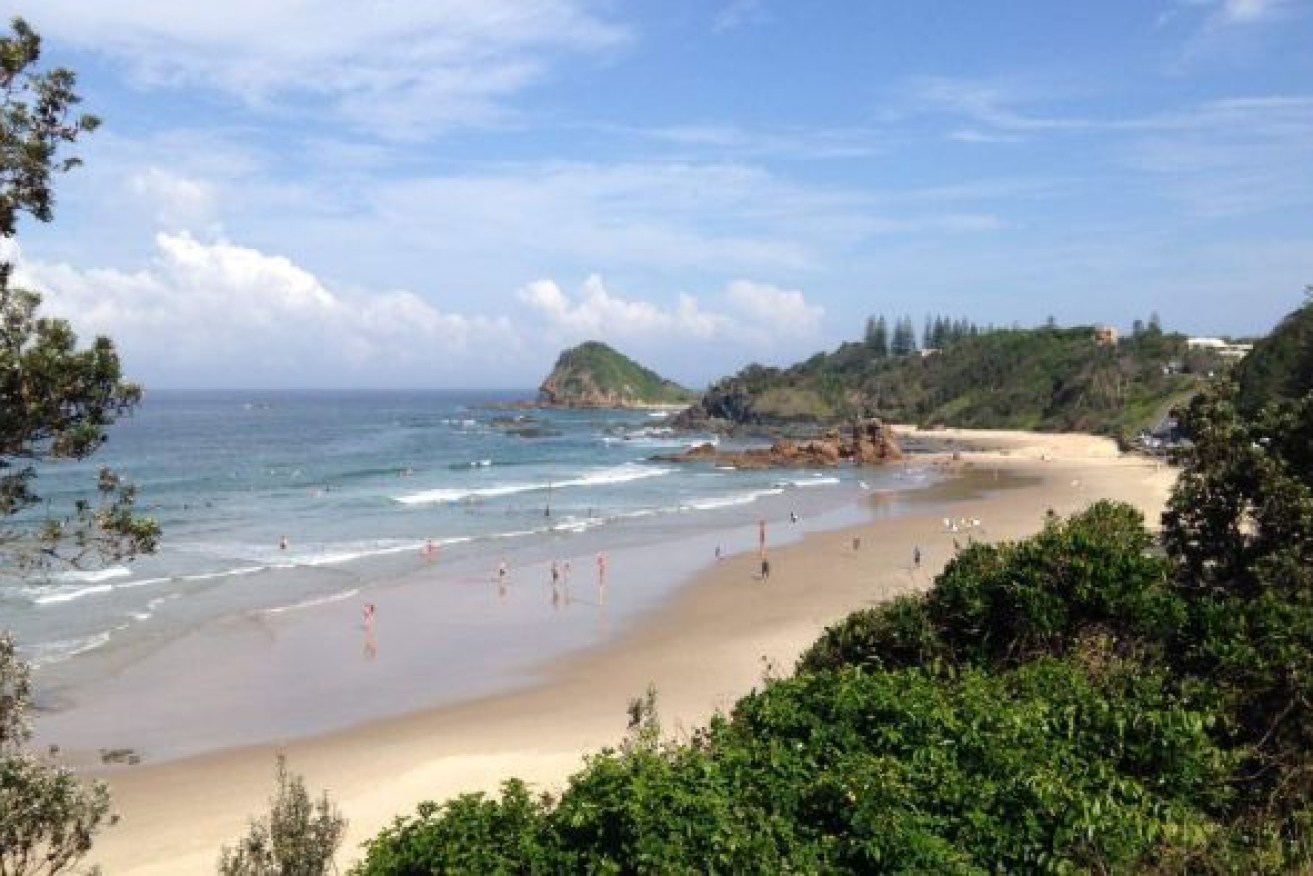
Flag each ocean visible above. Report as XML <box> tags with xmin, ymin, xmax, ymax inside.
<box><xmin>2</xmin><ymin>390</ymin><xmax>934</xmax><ymax>758</ymax></box>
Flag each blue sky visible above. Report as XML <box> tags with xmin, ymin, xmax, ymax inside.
<box><xmin>7</xmin><ymin>0</ymin><xmax>1311</xmax><ymax>389</ymax></box>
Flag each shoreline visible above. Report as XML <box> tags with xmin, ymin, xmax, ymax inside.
<box><xmin>81</xmin><ymin>429</ymin><xmax>1175</xmax><ymax>874</ymax></box>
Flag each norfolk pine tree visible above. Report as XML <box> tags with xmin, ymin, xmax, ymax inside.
<box><xmin>1</xmin><ymin>17</ymin><xmax>158</xmax><ymax>875</ymax></box>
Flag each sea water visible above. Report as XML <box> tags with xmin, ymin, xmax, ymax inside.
<box><xmin>1</xmin><ymin>390</ymin><xmax>934</xmax><ymax>757</ymax></box>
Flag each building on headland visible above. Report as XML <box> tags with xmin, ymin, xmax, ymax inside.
<box><xmin>1093</xmin><ymin>326</ymin><xmax>1118</xmax><ymax>346</ymax></box>
<box><xmin>1187</xmin><ymin>337</ymin><xmax>1253</xmax><ymax>359</ymax></box>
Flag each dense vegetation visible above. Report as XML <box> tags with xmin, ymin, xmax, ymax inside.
<box><xmin>353</xmin><ymin>328</ymin><xmax>1313</xmax><ymax>872</ymax></box>
<box><xmin>686</xmin><ymin>318</ymin><xmax>1222</xmax><ymax>439</ymax></box>
<box><xmin>1232</xmin><ymin>295</ymin><xmax>1313</xmax><ymax>415</ymax></box>
<box><xmin>538</xmin><ymin>341</ymin><xmax>698</xmax><ymax>407</ymax></box>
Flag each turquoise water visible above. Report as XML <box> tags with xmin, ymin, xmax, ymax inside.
<box><xmin>3</xmin><ymin>390</ymin><xmax>927</xmax><ymax>677</ymax></box>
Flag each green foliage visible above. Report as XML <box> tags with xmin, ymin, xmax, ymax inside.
<box><xmin>1</xmin><ymin>632</ymin><xmax>115</xmax><ymax>876</ymax></box>
<box><xmin>796</xmin><ymin>594</ymin><xmax>941</xmax><ymax>675</ymax></box>
<box><xmin>0</xmin><ymin>17</ymin><xmax>100</xmax><ymax>239</ymax></box>
<box><xmin>929</xmin><ymin>501</ymin><xmax>1178</xmax><ymax>668</ymax></box>
<box><xmin>800</xmin><ymin>502</ymin><xmax>1178</xmax><ymax>675</ymax></box>
<box><xmin>692</xmin><ymin>321</ymin><xmax>1208</xmax><ymax>438</ymax></box>
<box><xmin>354</xmin><ymin>780</ymin><xmax>551</xmax><ymax>875</ymax></box>
<box><xmin>538</xmin><ymin>341</ymin><xmax>697</xmax><ymax>407</ymax></box>
<box><xmin>357</xmin><ymin>661</ymin><xmax>1233</xmax><ymax>874</ymax></box>
<box><xmin>1163</xmin><ymin>380</ymin><xmax>1313</xmax><ymax>811</ymax></box>
<box><xmin>218</xmin><ymin>755</ymin><xmax>347</xmax><ymax>876</ymax></box>
<box><xmin>1231</xmin><ymin>297</ymin><xmax>1313</xmax><ymax>415</ymax></box>
<box><xmin>0</xmin><ymin>16</ymin><xmax>158</xmax><ymax>572</ymax></box>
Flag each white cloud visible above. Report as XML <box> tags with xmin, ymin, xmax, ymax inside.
<box><xmin>516</xmin><ymin>275</ymin><xmax>822</xmax><ymax>348</ymax></box>
<box><xmin>20</xmin><ymin>0</ymin><xmax>627</xmax><ymax>137</ymax></box>
<box><xmin>14</xmin><ymin>233</ymin><xmax>516</xmax><ymax>386</ymax></box>
<box><xmin>724</xmin><ymin>280</ymin><xmax>823</xmax><ymax>335</ymax></box>
<box><xmin>517</xmin><ymin>275</ymin><xmax>728</xmax><ymax>340</ymax></box>
<box><xmin>127</xmin><ymin>167</ymin><xmax>218</xmax><ymax>230</ymax></box>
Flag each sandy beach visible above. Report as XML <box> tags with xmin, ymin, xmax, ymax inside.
<box><xmin>82</xmin><ymin>429</ymin><xmax>1175</xmax><ymax>874</ymax></box>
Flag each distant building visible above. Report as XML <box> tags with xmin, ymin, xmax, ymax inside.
<box><xmin>1188</xmin><ymin>337</ymin><xmax>1253</xmax><ymax>359</ymax></box>
<box><xmin>1093</xmin><ymin>326</ymin><xmax>1118</xmax><ymax>346</ymax></box>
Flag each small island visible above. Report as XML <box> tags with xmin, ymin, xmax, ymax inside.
<box><xmin>537</xmin><ymin>340</ymin><xmax>699</xmax><ymax>409</ymax></box>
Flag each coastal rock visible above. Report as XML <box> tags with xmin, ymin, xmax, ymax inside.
<box><xmin>655</xmin><ymin>418</ymin><xmax>901</xmax><ymax>468</ymax></box>
<box><xmin>538</xmin><ymin>341</ymin><xmax>697</xmax><ymax>409</ymax></box>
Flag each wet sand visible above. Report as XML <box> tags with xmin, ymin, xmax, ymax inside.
<box><xmin>83</xmin><ymin>429</ymin><xmax>1174</xmax><ymax>874</ymax></box>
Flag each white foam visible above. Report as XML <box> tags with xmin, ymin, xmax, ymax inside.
<box><xmin>261</xmin><ymin>588</ymin><xmax>362</xmax><ymax>616</ymax></box>
<box><xmin>774</xmin><ymin>475</ymin><xmax>842</xmax><ymax>489</ymax></box>
<box><xmin>27</xmin><ymin>630</ymin><xmax>118</xmax><ymax>668</ymax></box>
<box><xmin>54</xmin><ymin>566</ymin><xmax>131</xmax><ymax>584</ymax></box>
<box><xmin>33</xmin><ymin>583</ymin><xmax>114</xmax><ymax>605</ymax></box>
<box><xmin>682</xmin><ymin>488</ymin><xmax>785</xmax><ymax>512</ymax></box>
<box><xmin>392</xmin><ymin>464</ymin><xmax>671</xmax><ymax>505</ymax></box>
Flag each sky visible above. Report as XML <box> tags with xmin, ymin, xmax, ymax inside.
<box><xmin>5</xmin><ymin>0</ymin><xmax>1312</xmax><ymax>390</ymax></box>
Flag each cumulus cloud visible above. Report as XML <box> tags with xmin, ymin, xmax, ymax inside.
<box><xmin>517</xmin><ymin>276</ymin><xmax>727</xmax><ymax>340</ymax></box>
<box><xmin>13</xmin><ymin>233</ymin><xmax>515</xmax><ymax>386</ymax></box>
<box><xmin>724</xmin><ymin>280</ymin><xmax>824</xmax><ymax>335</ymax></box>
<box><xmin>516</xmin><ymin>275</ymin><xmax>822</xmax><ymax>349</ymax></box>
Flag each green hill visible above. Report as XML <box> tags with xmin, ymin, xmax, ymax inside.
<box><xmin>1232</xmin><ymin>300</ymin><xmax>1313</xmax><ymax>415</ymax></box>
<box><xmin>538</xmin><ymin>341</ymin><xmax>698</xmax><ymax>408</ymax></box>
<box><xmin>684</xmin><ymin>324</ymin><xmax>1222</xmax><ymax>439</ymax></box>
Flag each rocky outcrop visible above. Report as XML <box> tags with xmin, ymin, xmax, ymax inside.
<box><xmin>537</xmin><ymin>341</ymin><xmax>696</xmax><ymax>409</ymax></box>
<box><xmin>654</xmin><ymin>418</ymin><xmax>901</xmax><ymax>468</ymax></box>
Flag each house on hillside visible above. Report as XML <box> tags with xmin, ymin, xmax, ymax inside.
<box><xmin>1187</xmin><ymin>337</ymin><xmax>1253</xmax><ymax>359</ymax></box>
<box><xmin>1093</xmin><ymin>326</ymin><xmax>1118</xmax><ymax>346</ymax></box>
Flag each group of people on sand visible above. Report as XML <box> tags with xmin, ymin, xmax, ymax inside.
<box><xmin>490</xmin><ymin>551</ymin><xmax>608</xmax><ymax>608</ymax></box>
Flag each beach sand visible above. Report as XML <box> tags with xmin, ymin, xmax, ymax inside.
<box><xmin>84</xmin><ymin>429</ymin><xmax>1175</xmax><ymax>874</ymax></box>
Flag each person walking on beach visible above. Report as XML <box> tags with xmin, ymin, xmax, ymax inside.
<box><xmin>596</xmin><ymin>551</ymin><xmax>608</xmax><ymax>583</ymax></box>
<box><xmin>363</xmin><ymin>605</ymin><xmax>377</xmax><ymax>660</ymax></box>
<box><xmin>497</xmin><ymin>560</ymin><xmax>508</xmax><ymax>583</ymax></box>
<box><xmin>760</xmin><ymin>555</ymin><xmax>771</xmax><ymax>581</ymax></box>
<box><xmin>913</xmin><ymin>545</ymin><xmax>922</xmax><ymax>569</ymax></box>
<box><xmin>279</xmin><ymin>535</ymin><xmax>289</xmax><ymax>551</ymax></box>
<box><xmin>551</xmin><ymin>560</ymin><xmax>561</xmax><ymax>586</ymax></box>
<box><xmin>852</xmin><ymin>536</ymin><xmax>861</xmax><ymax>552</ymax></box>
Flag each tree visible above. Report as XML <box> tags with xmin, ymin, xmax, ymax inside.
<box><xmin>218</xmin><ymin>755</ymin><xmax>347</xmax><ymax>876</ymax></box>
<box><xmin>0</xmin><ymin>19</ymin><xmax>157</xmax><ymax>569</ymax></box>
<box><xmin>891</xmin><ymin>316</ymin><xmax>917</xmax><ymax>357</ymax></box>
<box><xmin>0</xmin><ymin>18</ymin><xmax>157</xmax><ymax>874</ymax></box>
<box><xmin>1163</xmin><ymin>381</ymin><xmax>1313</xmax><ymax>789</ymax></box>
<box><xmin>1</xmin><ymin>631</ymin><xmax>115</xmax><ymax>876</ymax></box>
<box><xmin>865</xmin><ymin>315</ymin><xmax>888</xmax><ymax>357</ymax></box>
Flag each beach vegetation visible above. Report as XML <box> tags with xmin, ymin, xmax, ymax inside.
<box><xmin>1</xmin><ymin>631</ymin><xmax>114</xmax><ymax>876</ymax></box>
<box><xmin>218</xmin><ymin>754</ymin><xmax>347</xmax><ymax>876</ymax></box>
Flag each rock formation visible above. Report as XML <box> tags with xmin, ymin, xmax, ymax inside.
<box><xmin>537</xmin><ymin>341</ymin><xmax>697</xmax><ymax>409</ymax></box>
<box><xmin>654</xmin><ymin>418</ymin><xmax>901</xmax><ymax>468</ymax></box>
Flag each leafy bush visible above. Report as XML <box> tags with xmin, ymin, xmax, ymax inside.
<box><xmin>218</xmin><ymin>755</ymin><xmax>346</xmax><ymax>876</ymax></box>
